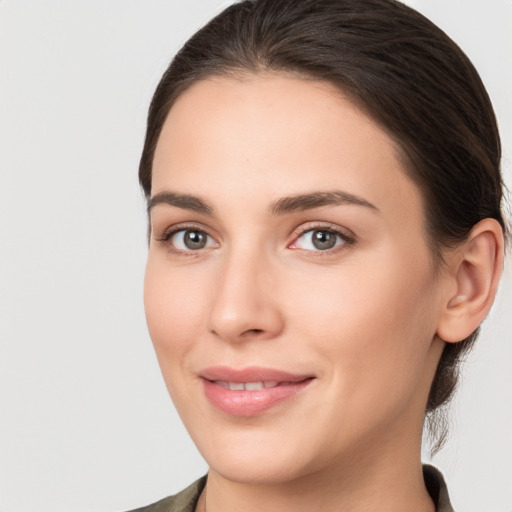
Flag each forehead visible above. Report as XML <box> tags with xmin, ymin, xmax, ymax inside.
<box><xmin>152</xmin><ymin>74</ymin><xmax>424</xmax><ymax>226</ymax></box>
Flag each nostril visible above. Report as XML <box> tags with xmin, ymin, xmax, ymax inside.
<box><xmin>244</xmin><ymin>328</ymin><xmax>264</xmax><ymax>335</ymax></box>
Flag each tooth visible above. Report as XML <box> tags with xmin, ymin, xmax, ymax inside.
<box><xmin>245</xmin><ymin>382</ymin><xmax>264</xmax><ymax>390</ymax></box>
<box><xmin>263</xmin><ymin>381</ymin><xmax>279</xmax><ymax>388</ymax></box>
<box><xmin>229</xmin><ymin>382</ymin><xmax>245</xmax><ymax>391</ymax></box>
<box><xmin>215</xmin><ymin>380</ymin><xmax>229</xmax><ymax>389</ymax></box>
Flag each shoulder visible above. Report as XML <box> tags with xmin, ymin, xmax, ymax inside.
<box><xmin>423</xmin><ymin>464</ymin><xmax>455</xmax><ymax>512</ymax></box>
<box><xmin>126</xmin><ymin>476</ymin><xmax>207</xmax><ymax>512</ymax></box>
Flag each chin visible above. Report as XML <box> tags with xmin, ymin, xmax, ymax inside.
<box><xmin>207</xmin><ymin>452</ymin><xmax>310</xmax><ymax>485</ymax></box>
<box><xmin>188</xmin><ymin>420</ymin><xmax>332</xmax><ymax>486</ymax></box>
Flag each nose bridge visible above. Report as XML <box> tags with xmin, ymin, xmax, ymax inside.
<box><xmin>208</xmin><ymin>241</ymin><xmax>282</xmax><ymax>342</ymax></box>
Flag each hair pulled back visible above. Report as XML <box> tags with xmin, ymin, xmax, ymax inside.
<box><xmin>139</xmin><ymin>0</ymin><xmax>506</xmax><ymax>451</ymax></box>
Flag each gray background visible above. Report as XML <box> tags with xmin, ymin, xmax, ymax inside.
<box><xmin>0</xmin><ymin>1</ymin><xmax>510</xmax><ymax>511</ymax></box>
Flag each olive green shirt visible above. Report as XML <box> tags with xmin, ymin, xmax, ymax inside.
<box><xmin>129</xmin><ymin>465</ymin><xmax>453</xmax><ymax>512</ymax></box>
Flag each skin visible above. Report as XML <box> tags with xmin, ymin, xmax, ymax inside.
<box><xmin>144</xmin><ymin>74</ymin><xmax>500</xmax><ymax>512</ymax></box>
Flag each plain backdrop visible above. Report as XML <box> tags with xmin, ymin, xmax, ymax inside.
<box><xmin>0</xmin><ymin>1</ymin><xmax>510</xmax><ymax>511</ymax></box>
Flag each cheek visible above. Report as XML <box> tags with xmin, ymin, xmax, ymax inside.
<box><xmin>286</xmin><ymin>249</ymin><xmax>438</xmax><ymax>391</ymax></box>
<box><xmin>288</xmin><ymin>258</ymin><xmax>438</xmax><ymax>449</ymax></box>
<box><xmin>143</xmin><ymin>256</ymin><xmax>207</xmax><ymax>363</ymax></box>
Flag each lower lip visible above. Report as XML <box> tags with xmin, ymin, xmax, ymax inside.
<box><xmin>202</xmin><ymin>379</ymin><xmax>313</xmax><ymax>417</ymax></box>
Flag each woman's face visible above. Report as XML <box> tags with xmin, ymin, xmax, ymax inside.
<box><xmin>145</xmin><ymin>75</ymin><xmax>447</xmax><ymax>483</ymax></box>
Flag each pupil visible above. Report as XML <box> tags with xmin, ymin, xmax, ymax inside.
<box><xmin>185</xmin><ymin>230</ymin><xmax>206</xmax><ymax>249</ymax></box>
<box><xmin>312</xmin><ymin>230</ymin><xmax>336</xmax><ymax>250</ymax></box>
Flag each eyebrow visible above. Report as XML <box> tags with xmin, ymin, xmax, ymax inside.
<box><xmin>270</xmin><ymin>190</ymin><xmax>380</xmax><ymax>215</ymax></box>
<box><xmin>148</xmin><ymin>191</ymin><xmax>214</xmax><ymax>216</ymax></box>
<box><xmin>148</xmin><ymin>189</ymin><xmax>380</xmax><ymax>216</ymax></box>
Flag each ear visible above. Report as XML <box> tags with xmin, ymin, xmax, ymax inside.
<box><xmin>436</xmin><ymin>218</ymin><xmax>504</xmax><ymax>343</ymax></box>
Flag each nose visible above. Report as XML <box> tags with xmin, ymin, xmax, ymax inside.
<box><xmin>207</xmin><ymin>249</ymin><xmax>284</xmax><ymax>343</ymax></box>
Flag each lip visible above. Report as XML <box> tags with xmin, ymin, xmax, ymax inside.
<box><xmin>200</xmin><ymin>366</ymin><xmax>315</xmax><ymax>417</ymax></box>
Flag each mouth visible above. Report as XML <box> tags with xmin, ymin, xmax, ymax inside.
<box><xmin>213</xmin><ymin>380</ymin><xmax>288</xmax><ymax>390</ymax></box>
<box><xmin>199</xmin><ymin>366</ymin><xmax>315</xmax><ymax>417</ymax></box>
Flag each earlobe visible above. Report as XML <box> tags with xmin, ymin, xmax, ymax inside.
<box><xmin>436</xmin><ymin>218</ymin><xmax>504</xmax><ymax>343</ymax></box>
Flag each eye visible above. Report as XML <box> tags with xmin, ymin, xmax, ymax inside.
<box><xmin>291</xmin><ymin>228</ymin><xmax>351</xmax><ymax>251</ymax></box>
<box><xmin>168</xmin><ymin>229</ymin><xmax>217</xmax><ymax>251</ymax></box>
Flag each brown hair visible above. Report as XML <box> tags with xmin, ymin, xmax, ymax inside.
<box><xmin>139</xmin><ymin>0</ymin><xmax>507</xmax><ymax>451</ymax></box>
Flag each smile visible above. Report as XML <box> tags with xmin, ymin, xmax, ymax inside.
<box><xmin>200</xmin><ymin>367</ymin><xmax>315</xmax><ymax>416</ymax></box>
<box><xmin>214</xmin><ymin>380</ymin><xmax>281</xmax><ymax>390</ymax></box>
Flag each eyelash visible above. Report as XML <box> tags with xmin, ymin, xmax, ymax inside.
<box><xmin>290</xmin><ymin>223</ymin><xmax>355</xmax><ymax>255</ymax></box>
<box><xmin>155</xmin><ymin>222</ymin><xmax>355</xmax><ymax>256</ymax></box>
<box><xmin>155</xmin><ymin>224</ymin><xmax>217</xmax><ymax>255</ymax></box>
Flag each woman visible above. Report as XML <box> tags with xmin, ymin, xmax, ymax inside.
<box><xmin>132</xmin><ymin>0</ymin><xmax>507</xmax><ymax>510</ymax></box>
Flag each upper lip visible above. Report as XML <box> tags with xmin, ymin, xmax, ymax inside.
<box><xmin>200</xmin><ymin>366</ymin><xmax>314</xmax><ymax>383</ymax></box>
